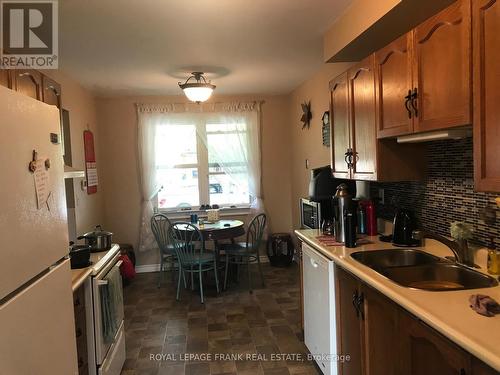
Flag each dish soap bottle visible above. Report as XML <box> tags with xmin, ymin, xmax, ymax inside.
<box><xmin>487</xmin><ymin>237</ymin><xmax>499</xmax><ymax>275</ymax></box>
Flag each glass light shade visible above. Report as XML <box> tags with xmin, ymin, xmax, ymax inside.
<box><xmin>182</xmin><ymin>86</ymin><xmax>214</xmax><ymax>103</ymax></box>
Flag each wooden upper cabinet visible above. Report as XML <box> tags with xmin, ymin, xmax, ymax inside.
<box><xmin>330</xmin><ymin>59</ymin><xmax>426</xmax><ymax>182</ymax></box>
<box><xmin>375</xmin><ymin>33</ymin><xmax>414</xmax><ymax>138</ymax></box>
<box><xmin>399</xmin><ymin>312</ymin><xmax>471</xmax><ymax>375</ymax></box>
<box><xmin>0</xmin><ymin>70</ymin><xmax>11</xmax><ymax>89</ymax></box>
<box><xmin>330</xmin><ymin>72</ymin><xmax>351</xmax><ymax>179</ymax></box>
<box><xmin>42</xmin><ymin>75</ymin><xmax>62</xmax><ymax>108</ymax></box>
<box><xmin>348</xmin><ymin>55</ymin><xmax>377</xmax><ymax>181</ymax></box>
<box><xmin>412</xmin><ymin>0</ymin><xmax>472</xmax><ymax>132</ymax></box>
<box><xmin>473</xmin><ymin>0</ymin><xmax>500</xmax><ymax>192</ymax></box>
<box><xmin>12</xmin><ymin>70</ymin><xmax>42</xmax><ymax>100</ymax></box>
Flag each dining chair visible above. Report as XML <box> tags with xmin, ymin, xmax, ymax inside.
<box><xmin>221</xmin><ymin>213</ymin><xmax>267</xmax><ymax>293</ymax></box>
<box><xmin>150</xmin><ymin>213</ymin><xmax>185</xmax><ymax>288</ymax></box>
<box><xmin>170</xmin><ymin>222</ymin><xmax>219</xmax><ymax>304</ymax></box>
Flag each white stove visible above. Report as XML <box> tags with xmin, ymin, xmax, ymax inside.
<box><xmin>84</xmin><ymin>245</ymin><xmax>126</xmax><ymax>375</ymax></box>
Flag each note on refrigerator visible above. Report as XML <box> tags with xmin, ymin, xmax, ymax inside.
<box><xmin>33</xmin><ymin>159</ymin><xmax>51</xmax><ymax>210</ymax></box>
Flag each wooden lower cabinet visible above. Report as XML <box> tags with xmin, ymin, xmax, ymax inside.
<box><xmin>399</xmin><ymin>311</ymin><xmax>470</xmax><ymax>375</ymax></box>
<box><xmin>362</xmin><ymin>285</ymin><xmax>399</xmax><ymax>375</ymax></box>
<box><xmin>73</xmin><ymin>285</ymin><xmax>89</xmax><ymax>375</ymax></box>
<box><xmin>472</xmin><ymin>358</ymin><xmax>499</xmax><ymax>375</ymax></box>
<box><xmin>336</xmin><ymin>266</ymin><xmax>364</xmax><ymax>375</ymax></box>
<box><xmin>334</xmin><ymin>265</ymin><xmax>497</xmax><ymax>375</ymax></box>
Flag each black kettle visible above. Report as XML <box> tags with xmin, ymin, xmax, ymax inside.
<box><xmin>392</xmin><ymin>209</ymin><xmax>419</xmax><ymax>247</ymax></box>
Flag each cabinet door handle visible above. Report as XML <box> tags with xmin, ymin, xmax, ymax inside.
<box><xmin>353</xmin><ymin>151</ymin><xmax>359</xmax><ymax>164</ymax></box>
<box><xmin>357</xmin><ymin>292</ymin><xmax>365</xmax><ymax>320</ymax></box>
<box><xmin>410</xmin><ymin>88</ymin><xmax>418</xmax><ymax>117</ymax></box>
<box><xmin>344</xmin><ymin>149</ymin><xmax>351</xmax><ymax>168</ymax></box>
<box><xmin>345</xmin><ymin>148</ymin><xmax>354</xmax><ymax>169</ymax></box>
<box><xmin>352</xmin><ymin>290</ymin><xmax>360</xmax><ymax>318</ymax></box>
<box><xmin>404</xmin><ymin>90</ymin><xmax>413</xmax><ymax>119</ymax></box>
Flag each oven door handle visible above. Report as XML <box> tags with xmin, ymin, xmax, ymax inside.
<box><xmin>97</xmin><ymin>260</ymin><xmax>123</xmax><ymax>286</ymax></box>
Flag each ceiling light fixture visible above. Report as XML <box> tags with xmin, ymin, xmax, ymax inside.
<box><xmin>178</xmin><ymin>72</ymin><xmax>216</xmax><ymax>103</ymax></box>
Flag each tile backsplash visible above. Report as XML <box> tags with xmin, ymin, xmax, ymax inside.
<box><xmin>371</xmin><ymin>138</ymin><xmax>500</xmax><ymax>248</ymax></box>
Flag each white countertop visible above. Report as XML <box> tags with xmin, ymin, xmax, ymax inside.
<box><xmin>295</xmin><ymin>229</ymin><xmax>500</xmax><ymax>371</ymax></box>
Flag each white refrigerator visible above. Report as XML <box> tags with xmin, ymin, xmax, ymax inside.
<box><xmin>0</xmin><ymin>86</ymin><xmax>78</xmax><ymax>374</ymax></box>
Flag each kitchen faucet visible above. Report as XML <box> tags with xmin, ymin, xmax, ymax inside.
<box><xmin>412</xmin><ymin>230</ymin><xmax>476</xmax><ymax>268</ymax></box>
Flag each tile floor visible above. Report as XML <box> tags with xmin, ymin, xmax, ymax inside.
<box><xmin>121</xmin><ymin>262</ymin><xmax>321</xmax><ymax>375</ymax></box>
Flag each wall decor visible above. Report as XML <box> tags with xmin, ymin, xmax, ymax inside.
<box><xmin>322</xmin><ymin>111</ymin><xmax>330</xmax><ymax>147</ymax></box>
<box><xmin>300</xmin><ymin>101</ymin><xmax>312</xmax><ymax>130</ymax></box>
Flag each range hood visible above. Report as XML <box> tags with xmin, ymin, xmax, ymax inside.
<box><xmin>396</xmin><ymin>128</ymin><xmax>472</xmax><ymax>143</ymax></box>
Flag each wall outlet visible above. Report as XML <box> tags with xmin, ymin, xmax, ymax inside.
<box><xmin>378</xmin><ymin>188</ymin><xmax>385</xmax><ymax>204</ymax></box>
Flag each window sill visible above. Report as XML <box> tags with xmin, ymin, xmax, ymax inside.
<box><xmin>159</xmin><ymin>206</ymin><xmax>251</xmax><ymax>220</ymax></box>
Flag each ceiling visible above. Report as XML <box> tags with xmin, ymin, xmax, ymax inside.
<box><xmin>59</xmin><ymin>0</ymin><xmax>352</xmax><ymax>97</ymax></box>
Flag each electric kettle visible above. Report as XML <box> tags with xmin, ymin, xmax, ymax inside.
<box><xmin>392</xmin><ymin>209</ymin><xmax>419</xmax><ymax>247</ymax></box>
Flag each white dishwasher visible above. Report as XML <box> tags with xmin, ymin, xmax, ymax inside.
<box><xmin>302</xmin><ymin>243</ymin><xmax>338</xmax><ymax>375</ymax></box>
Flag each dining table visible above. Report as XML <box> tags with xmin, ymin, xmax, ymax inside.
<box><xmin>194</xmin><ymin>219</ymin><xmax>245</xmax><ymax>242</ymax></box>
<box><xmin>175</xmin><ymin>219</ymin><xmax>245</xmax><ymax>287</ymax></box>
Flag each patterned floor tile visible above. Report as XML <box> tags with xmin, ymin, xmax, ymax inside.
<box><xmin>121</xmin><ymin>263</ymin><xmax>320</xmax><ymax>375</ymax></box>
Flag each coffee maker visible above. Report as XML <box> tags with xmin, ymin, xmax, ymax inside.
<box><xmin>308</xmin><ymin>166</ymin><xmax>335</xmax><ymax>222</ymax></box>
<box><xmin>307</xmin><ymin>166</ymin><xmax>356</xmax><ymax>233</ymax></box>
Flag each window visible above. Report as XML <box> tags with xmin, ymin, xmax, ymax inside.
<box><xmin>156</xmin><ymin>119</ymin><xmax>251</xmax><ymax>210</ymax></box>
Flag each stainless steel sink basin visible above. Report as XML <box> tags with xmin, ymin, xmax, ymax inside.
<box><xmin>351</xmin><ymin>249</ymin><xmax>443</xmax><ymax>270</ymax></box>
<box><xmin>350</xmin><ymin>249</ymin><xmax>498</xmax><ymax>291</ymax></box>
<box><xmin>381</xmin><ymin>263</ymin><xmax>498</xmax><ymax>291</ymax></box>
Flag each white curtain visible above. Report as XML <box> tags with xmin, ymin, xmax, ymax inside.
<box><xmin>136</xmin><ymin>108</ymin><xmax>161</xmax><ymax>252</ymax></box>
<box><xmin>136</xmin><ymin>102</ymin><xmax>263</xmax><ymax>252</ymax></box>
<box><xmin>197</xmin><ymin>110</ymin><xmax>264</xmax><ymax>213</ymax></box>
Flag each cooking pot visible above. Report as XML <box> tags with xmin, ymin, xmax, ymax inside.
<box><xmin>78</xmin><ymin>225</ymin><xmax>113</xmax><ymax>252</ymax></box>
<box><xmin>70</xmin><ymin>244</ymin><xmax>91</xmax><ymax>269</ymax></box>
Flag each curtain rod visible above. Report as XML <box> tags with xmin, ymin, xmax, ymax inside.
<box><xmin>136</xmin><ymin>100</ymin><xmax>265</xmax><ymax>113</ymax></box>
<box><xmin>137</xmin><ymin>100</ymin><xmax>265</xmax><ymax>106</ymax></box>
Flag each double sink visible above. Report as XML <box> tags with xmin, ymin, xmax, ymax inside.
<box><xmin>351</xmin><ymin>249</ymin><xmax>498</xmax><ymax>291</ymax></box>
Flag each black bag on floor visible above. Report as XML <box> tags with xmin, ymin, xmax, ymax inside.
<box><xmin>267</xmin><ymin>233</ymin><xmax>294</xmax><ymax>267</ymax></box>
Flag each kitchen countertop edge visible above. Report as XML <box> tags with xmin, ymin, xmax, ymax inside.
<box><xmin>71</xmin><ymin>267</ymin><xmax>92</xmax><ymax>292</ymax></box>
<box><xmin>295</xmin><ymin>229</ymin><xmax>500</xmax><ymax>371</ymax></box>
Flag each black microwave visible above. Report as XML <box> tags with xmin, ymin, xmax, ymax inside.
<box><xmin>300</xmin><ymin>198</ymin><xmax>322</xmax><ymax>229</ymax></box>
